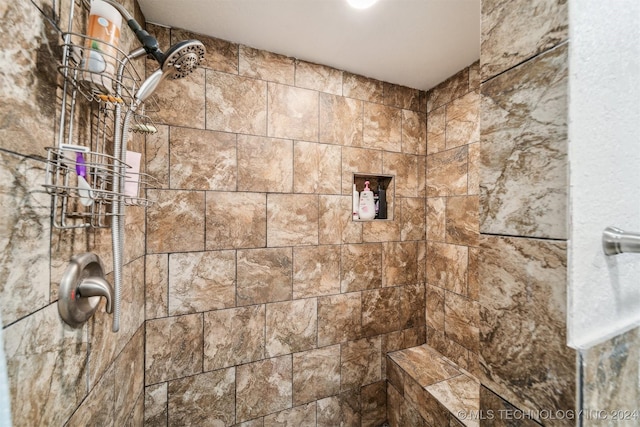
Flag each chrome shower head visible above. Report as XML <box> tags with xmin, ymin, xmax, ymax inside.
<box><xmin>161</xmin><ymin>40</ymin><xmax>206</xmax><ymax>80</ymax></box>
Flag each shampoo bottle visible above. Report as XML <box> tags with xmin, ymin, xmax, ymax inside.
<box><xmin>352</xmin><ymin>184</ymin><xmax>360</xmax><ymax>220</ymax></box>
<box><xmin>377</xmin><ymin>182</ymin><xmax>387</xmax><ymax>219</ymax></box>
<box><xmin>358</xmin><ymin>181</ymin><xmax>376</xmax><ymax>220</ymax></box>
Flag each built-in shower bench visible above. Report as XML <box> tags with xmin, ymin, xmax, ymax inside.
<box><xmin>386</xmin><ymin>344</ymin><xmax>480</xmax><ymax>427</ymax></box>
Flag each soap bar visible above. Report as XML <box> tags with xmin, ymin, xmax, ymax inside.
<box><xmin>124</xmin><ymin>151</ymin><xmax>142</xmax><ymax>200</ymax></box>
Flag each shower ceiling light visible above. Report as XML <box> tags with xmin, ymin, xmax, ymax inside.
<box><xmin>347</xmin><ymin>0</ymin><xmax>378</xmax><ymax>9</ymax></box>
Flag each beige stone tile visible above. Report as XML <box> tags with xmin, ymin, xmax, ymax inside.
<box><xmin>145</xmin><ymin>124</ymin><xmax>169</xmax><ymax>188</ymax></box>
<box><xmin>319</xmin><ymin>93</ymin><xmax>363</xmax><ymax>146</ymax></box>
<box><xmin>66</xmin><ymin>364</ymin><xmax>113</xmax><ymax>427</ymax></box>
<box><xmin>341</xmin><ymin>147</ymin><xmax>383</xmax><ymax>193</ymax></box>
<box><xmin>237</xmin><ymin>247</ymin><xmax>293</xmax><ymax>306</ymax></box>
<box><xmin>479</xmin><ymin>385</ymin><xmax>541</xmax><ymax>427</ymax></box>
<box><xmin>400</xmin><ymin>283</ymin><xmax>426</xmax><ymax>330</ymax></box>
<box><xmin>264</xmin><ymin>402</ymin><xmax>316</xmax><ymax>426</ymax></box>
<box><xmin>387</xmin><ymin>357</ymin><xmax>405</xmax><ymax>396</ymax></box>
<box><xmin>239</xmin><ymin>45</ymin><xmax>295</xmax><ymax>84</ymax></box>
<box><xmin>341</xmin><ymin>243</ymin><xmax>383</xmax><ymax>292</ymax></box>
<box><xmin>383</xmin><ymin>152</ymin><xmax>421</xmax><ymax>198</ymax></box>
<box><xmin>203</xmin><ymin>305</ymin><xmax>265</xmax><ymax>371</ymax></box>
<box><xmin>268</xmin><ymin>83</ymin><xmax>319</xmax><ymax>141</ymax></box>
<box><xmin>417</xmin><ymin>240</ymin><xmax>427</xmax><ymax>285</ymax></box>
<box><xmin>169</xmin><ymin>127</ymin><xmax>236</xmax><ymax>190</ymax></box>
<box><xmin>428</xmin><ymin>328</ymin><xmax>470</xmax><ymax>373</ymax></box>
<box><xmin>115</xmin><ymin>328</ymin><xmax>145</xmax><ymax>425</ymax></box>
<box><xmin>467</xmin><ymin>142</ymin><xmax>480</xmax><ymax>196</ymax></box>
<box><xmin>446</xmin><ymin>90</ymin><xmax>480</xmax><ymax>149</ymax></box>
<box><xmin>403</xmin><ymin>374</ymin><xmax>449</xmax><ymax>427</ymax></box>
<box><xmin>363</xmin><ymin>102</ymin><xmax>402</xmax><ymax>152</ymax></box>
<box><xmin>168</xmin><ymin>368</ymin><xmax>235</xmax><ymax>426</ymax></box>
<box><xmin>146</xmin><ymin>190</ymin><xmax>205</xmax><ymax>253</ymax></box>
<box><xmin>362</xmin><ymin>287</ymin><xmax>400</xmax><ymax>336</ymax></box>
<box><xmin>296</xmin><ymin>60</ymin><xmax>343</xmax><ymax>95</ymax></box>
<box><xmin>384</xmin><ymin>83</ymin><xmax>421</xmax><ymax>111</ymax></box>
<box><xmin>361</xmin><ymin>381</ymin><xmax>387</xmax><ymax>427</ymax></box>
<box><xmin>426</xmin><ymin>241</ymin><xmax>468</xmax><ymax>295</ymax></box>
<box><xmin>481</xmin><ymin>0</ymin><xmax>567</xmax><ymax>80</ymax></box>
<box><xmin>469</xmin><ymin>61</ymin><xmax>480</xmax><ymax>90</ymax></box>
<box><xmin>426</xmin><ymin>285</ymin><xmax>445</xmax><ymax>331</ymax></box>
<box><xmin>445</xmin><ymin>291</ymin><xmax>480</xmax><ymax>353</ymax></box>
<box><xmin>342</xmin><ymin>72</ymin><xmax>383</xmax><ymax>103</ymax></box>
<box><xmin>468</xmin><ymin>247</ymin><xmax>480</xmax><ymax>301</ymax></box>
<box><xmin>479</xmin><ymin>235</ymin><xmax>575</xmax><ymax>415</ymax></box>
<box><xmin>293</xmin><ymin>140</ymin><xmax>342</xmax><ymax>194</ymax></box>
<box><xmin>236</xmin><ymin>355</ymin><xmax>293</xmax><ymax>422</ymax></box>
<box><xmin>399</xmin><ymin>197</ymin><xmax>426</xmax><ymax>241</ymax></box>
<box><xmin>317</xmin><ymin>389</ymin><xmax>361</xmax><ymax>427</ymax></box>
<box><xmin>293</xmin><ymin>245</ymin><xmax>341</xmax><ymax>298</ymax></box>
<box><xmin>237</xmin><ymin>134</ymin><xmax>293</xmax><ymax>193</ymax></box>
<box><xmin>237</xmin><ymin>419</ymin><xmax>264</xmax><ymax>427</ymax></box>
<box><xmin>318</xmin><ymin>292</ymin><xmax>362</xmax><ymax>346</ymax></box>
<box><xmin>402</xmin><ymin>109</ymin><xmax>427</xmax><ymax>155</ymax></box>
<box><xmin>267</xmin><ymin>193</ymin><xmax>319</xmax><ymax>247</ymax></box>
<box><xmin>318</xmin><ymin>195</ymin><xmax>363</xmax><ymax>245</ymax></box>
<box><xmin>427</xmin><ymin>146</ymin><xmax>468</xmax><ymax>197</ymax></box>
<box><xmin>206</xmin><ymin>71</ymin><xmax>267</xmax><ymax>135</ymax></box>
<box><xmin>427</xmin><ymin>105</ymin><xmax>446</xmax><ymax>155</ymax></box>
<box><xmin>205</xmin><ymin>191</ymin><xmax>267</xmax><ymax>250</ymax></box>
<box><xmin>427</xmin><ymin>68</ymin><xmax>469</xmax><ymax>112</ymax></box>
<box><xmin>266</xmin><ymin>299</ymin><xmax>317</xmax><ymax>357</ymax></box>
<box><xmin>382</xmin><ymin>241</ymin><xmax>419</xmax><ymax>288</ymax></box>
<box><xmin>446</xmin><ymin>196</ymin><xmax>479</xmax><ymax>247</ymax></box>
<box><xmin>480</xmin><ymin>45</ymin><xmax>568</xmax><ymax>239</ymax></box>
<box><xmin>171</xmin><ymin>30</ymin><xmax>238</xmax><ymax>74</ymax></box>
<box><xmin>341</xmin><ymin>337</ymin><xmax>382</xmax><ymax>390</ymax></box>
<box><xmin>362</xmin><ymin>219</ymin><xmax>401</xmax><ymax>243</ymax></box>
<box><xmin>145</xmin><ymin>314</ymin><xmax>203</xmax><ymax>384</ymax></box>
<box><xmin>153</xmin><ymin>67</ymin><xmax>206</xmax><ymax>128</ymax></box>
<box><xmin>389</xmin><ymin>345</ymin><xmax>460</xmax><ymax>388</ymax></box>
<box><xmin>144</xmin><ymin>383</ymin><xmax>167</xmax><ymax>427</ymax></box>
<box><xmin>168</xmin><ymin>251</ymin><xmax>235</xmax><ymax>315</ymax></box>
<box><xmin>426</xmin><ymin>375</ymin><xmax>480</xmax><ymax>427</ymax></box>
<box><xmin>426</xmin><ymin>197</ymin><xmax>446</xmax><ymax>241</ymax></box>
<box><xmin>293</xmin><ymin>345</ymin><xmax>341</xmax><ymax>405</ymax></box>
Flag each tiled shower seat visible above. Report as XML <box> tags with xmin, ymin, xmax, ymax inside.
<box><xmin>387</xmin><ymin>344</ymin><xmax>479</xmax><ymax>427</ymax></box>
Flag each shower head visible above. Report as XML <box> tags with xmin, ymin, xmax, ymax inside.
<box><xmin>161</xmin><ymin>40</ymin><xmax>206</xmax><ymax>80</ymax></box>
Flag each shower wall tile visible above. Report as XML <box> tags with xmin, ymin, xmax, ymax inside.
<box><xmin>469</xmin><ymin>61</ymin><xmax>480</xmax><ymax>90</ymax></box>
<box><xmin>426</xmin><ymin>197</ymin><xmax>446</xmax><ymax>241</ymax></box>
<box><xmin>468</xmin><ymin>247</ymin><xmax>480</xmax><ymax>301</ymax></box>
<box><xmin>342</xmin><ymin>72</ymin><xmax>384</xmax><ymax>103</ymax></box>
<box><xmin>205</xmin><ymin>191</ymin><xmax>267</xmax><ymax>250</ymax></box>
<box><xmin>445</xmin><ymin>90</ymin><xmax>480</xmax><ymax>149</ymax></box>
<box><xmin>427</xmin><ymin>146</ymin><xmax>468</xmax><ymax>197</ymax></box>
<box><xmin>383</xmin><ymin>152</ymin><xmax>421</xmax><ymax>197</ymax></box>
<box><xmin>293</xmin><ymin>140</ymin><xmax>342</xmax><ymax>194</ymax></box>
<box><xmin>427</xmin><ymin>67</ymin><xmax>469</xmax><ymax>112</ymax></box>
<box><xmin>402</xmin><ymin>109</ymin><xmax>427</xmax><ymax>155</ymax></box>
<box><xmin>236</xmin><ymin>247</ymin><xmax>293</xmax><ymax>306</ymax></box>
<box><xmin>237</xmin><ymin>134</ymin><xmax>293</xmax><ymax>193</ymax></box>
<box><xmin>293</xmin><ymin>345</ymin><xmax>341</xmax><ymax>405</ymax></box>
<box><xmin>266</xmin><ymin>298</ymin><xmax>317</xmax><ymax>356</ymax></box>
<box><xmin>66</xmin><ymin>364</ymin><xmax>114</xmax><ymax>427</ymax></box>
<box><xmin>444</xmin><ymin>291</ymin><xmax>479</xmax><ymax>353</ymax></box>
<box><xmin>146</xmin><ymin>190</ymin><xmax>205</xmax><ymax>253</ymax></box>
<box><xmin>479</xmin><ymin>386</ymin><xmax>540</xmax><ymax>427</ymax></box>
<box><xmin>382</xmin><ymin>241</ymin><xmax>419</xmax><ymax>288</ymax></box>
<box><xmin>264</xmin><ymin>403</ymin><xmax>317</xmax><ymax>426</ymax></box>
<box><xmin>480</xmin><ymin>44</ymin><xmax>568</xmax><ymax>239</ymax></box>
<box><xmin>478</xmin><ymin>235</ymin><xmax>575</xmax><ymax>415</ymax></box>
<box><xmin>268</xmin><ymin>83</ymin><xmax>319</xmax><ymax>141</ymax></box>
<box><xmin>481</xmin><ymin>0</ymin><xmax>568</xmax><ymax>81</ymax></box>
<box><xmin>145</xmin><ymin>313</ymin><xmax>203</xmax><ymax>384</ymax></box>
<box><xmin>384</xmin><ymin>83</ymin><xmax>421</xmax><ymax>111</ymax></box>
<box><xmin>295</xmin><ymin>60</ymin><xmax>343</xmax><ymax>95</ymax></box>
<box><xmin>318</xmin><ymin>292</ymin><xmax>362</xmax><ymax>346</ymax></box>
<box><xmin>427</xmin><ymin>106</ymin><xmax>446</xmax><ymax>155</ymax></box>
<box><xmin>240</xmin><ymin>45</ymin><xmax>295</xmax><ymax>85</ymax></box>
<box><xmin>169</xmin><ymin>250</ymin><xmax>236</xmax><ymax>314</ymax></box>
<box><xmin>362</xmin><ymin>219</ymin><xmax>402</xmax><ymax>243</ymax></box>
<box><xmin>426</xmin><ymin>285</ymin><xmax>445</xmax><ymax>331</ymax></box>
<box><xmin>426</xmin><ymin>241</ymin><xmax>468</xmax><ymax>296</ymax></box>
<box><xmin>169</xmin><ymin>127</ymin><xmax>237</xmax><ymax>190</ymax></box>
<box><xmin>171</xmin><ymin>29</ymin><xmax>239</xmax><ymax>74</ymax></box>
<box><xmin>318</xmin><ymin>195</ymin><xmax>363</xmax><ymax>245</ymax></box>
<box><xmin>168</xmin><ymin>368</ymin><xmax>236</xmax><ymax>427</ymax></box>
<box><xmin>400</xmin><ymin>283</ymin><xmax>426</xmax><ymax>330</ymax></box>
<box><xmin>267</xmin><ymin>193</ymin><xmax>319</xmax><ymax>247</ymax></box>
<box><xmin>319</xmin><ymin>93</ymin><xmax>363</xmax><ymax>146</ymax></box>
<box><xmin>341</xmin><ymin>147</ymin><xmax>383</xmax><ymax>194</ymax></box>
<box><xmin>204</xmin><ymin>305</ymin><xmax>265</xmax><ymax>371</ymax></box>
<box><xmin>317</xmin><ymin>389</ymin><xmax>361</xmax><ymax>427</ymax></box>
<box><xmin>236</xmin><ymin>355</ymin><xmax>293</xmax><ymax>422</ymax></box>
<box><xmin>144</xmin><ymin>383</ymin><xmax>168</xmax><ymax>427</ymax></box>
<box><xmin>293</xmin><ymin>245</ymin><xmax>341</xmax><ymax>298</ymax></box>
<box><xmin>468</xmin><ymin>142</ymin><xmax>480</xmax><ymax>195</ymax></box>
<box><xmin>145</xmin><ymin>124</ymin><xmax>169</xmax><ymax>188</ymax></box>
<box><xmin>361</xmin><ymin>381</ymin><xmax>387</xmax><ymax>427</ymax></box>
<box><xmin>205</xmin><ymin>71</ymin><xmax>267</xmax><ymax>135</ymax></box>
<box><xmin>0</xmin><ymin>153</ymin><xmax>50</xmax><ymax>326</ymax></box>
<box><xmin>340</xmin><ymin>336</ymin><xmax>382</xmax><ymax>390</ymax></box>
<box><xmin>340</xmin><ymin>243</ymin><xmax>383</xmax><ymax>292</ymax></box>
<box><xmin>428</xmin><ymin>328</ymin><xmax>470</xmax><ymax>374</ymax></box>
<box><xmin>399</xmin><ymin>197</ymin><xmax>426</xmax><ymax>242</ymax></box>
<box><xmin>363</xmin><ymin>102</ymin><xmax>402</xmax><ymax>152</ymax></box>
<box><xmin>446</xmin><ymin>195</ymin><xmax>479</xmax><ymax>247</ymax></box>
<box><xmin>362</xmin><ymin>287</ymin><xmax>400</xmax><ymax>336</ymax></box>
<box><xmin>115</xmin><ymin>327</ymin><xmax>145</xmax><ymax>426</ymax></box>
<box><xmin>153</xmin><ymin>67</ymin><xmax>206</xmax><ymax>129</ymax></box>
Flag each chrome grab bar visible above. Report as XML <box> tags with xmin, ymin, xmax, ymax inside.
<box><xmin>602</xmin><ymin>226</ymin><xmax>640</xmax><ymax>256</ymax></box>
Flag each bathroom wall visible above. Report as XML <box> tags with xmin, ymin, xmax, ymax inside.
<box><xmin>0</xmin><ymin>1</ymin><xmax>146</xmax><ymax>425</ymax></box>
<box><xmin>478</xmin><ymin>0</ymin><xmax>576</xmax><ymax>423</ymax></box>
<box><xmin>142</xmin><ymin>24</ymin><xmax>428</xmax><ymax>426</ymax></box>
<box><xmin>424</xmin><ymin>62</ymin><xmax>481</xmax><ymax>375</ymax></box>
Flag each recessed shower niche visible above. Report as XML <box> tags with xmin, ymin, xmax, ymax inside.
<box><xmin>352</xmin><ymin>174</ymin><xmax>394</xmax><ymax>221</ymax></box>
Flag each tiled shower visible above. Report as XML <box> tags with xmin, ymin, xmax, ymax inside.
<box><xmin>1</xmin><ymin>1</ymin><xmax>638</xmax><ymax>426</ymax></box>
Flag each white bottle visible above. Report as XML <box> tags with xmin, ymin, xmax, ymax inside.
<box><xmin>358</xmin><ymin>181</ymin><xmax>376</xmax><ymax>220</ymax></box>
<box><xmin>352</xmin><ymin>184</ymin><xmax>360</xmax><ymax>220</ymax></box>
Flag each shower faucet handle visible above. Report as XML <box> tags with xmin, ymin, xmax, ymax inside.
<box><xmin>602</xmin><ymin>226</ymin><xmax>640</xmax><ymax>256</ymax></box>
<box><xmin>77</xmin><ymin>276</ymin><xmax>113</xmax><ymax>314</ymax></box>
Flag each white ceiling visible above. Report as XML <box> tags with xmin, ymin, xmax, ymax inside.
<box><xmin>137</xmin><ymin>0</ymin><xmax>480</xmax><ymax>91</ymax></box>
